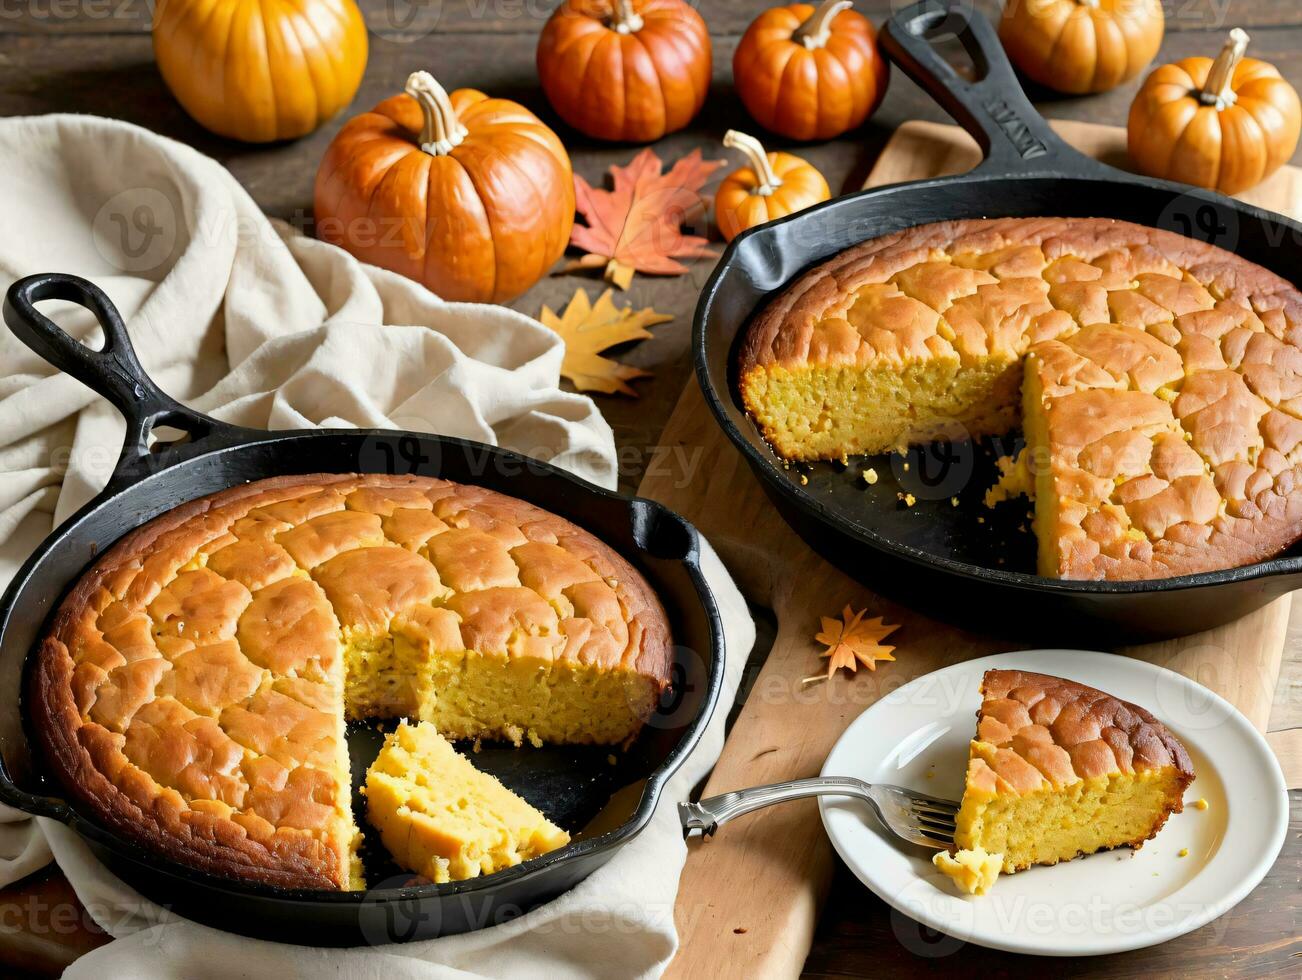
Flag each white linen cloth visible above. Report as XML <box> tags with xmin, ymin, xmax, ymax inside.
<box><xmin>0</xmin><ymin>114</ymin><xmax>753</xmax><ymax>978</ymax></box>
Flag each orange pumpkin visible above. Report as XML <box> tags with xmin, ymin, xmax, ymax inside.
<box><xmin>1128</xmin><ymin>29</ymin><xmax>1302</xmax><ymax>195</ymax></box>
<box><xmin>152</xmin><ymin>0</ymin><xmax>368</xmax><ymax>142</ymax></box>
<box><xmin>537</xmin><ymin>0</ymin><xmax>711</xmax><ymax>143</ymax></box>
<box><xmin>715</xmin><ymin>130</ymin><xmax>830</xmax><ymax>241</ymax></box>
<box><xmin>314</xmin><ymin>72</ymin><xmax>575</xmax><ymax>304</ymax></box>
<box><xmin>999</xmin><ymin>0</ymin><xmax>1163</xmax><ymax>95</ymax></box>
<box><xmin>732</xmin><ymin>0</ymin><xmax>888</xmax><ymax>141</ymax></box>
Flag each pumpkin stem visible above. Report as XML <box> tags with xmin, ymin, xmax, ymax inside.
<box><xmin>611</xmin><ymin>0</ymin><xmax>644</xmax><ymax>34</ymax></box>
<box><xmin>724</xmin><ymin>130</ymin><xmax>783</xmax><ymax>196</ymax></box>
<box><xmin>793</xmin><ymin>0</ymin><xmax>852</xmax><ymax>50</ymax></box>
<box><xmin>1201</xmin><ymin>28</ymin><xmax>1250</xmax><ymax>109</ymax></box>
<box><xmin>406</xmin><ymin>71</ymin><xmax>468</xmax><ymax>156</ymax></box>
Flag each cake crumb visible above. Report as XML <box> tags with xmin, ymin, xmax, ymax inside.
<box><xmin>1194</xmin><ymin>798</ymin><xmax>1209</xmax><ymax>810</ymax></box>
<box><xmin>977</xmin><ymin>516</ymin><xmax>986</xmax><ymax>524</ymax></box>
<box><xmin>1178</xmin><ymin>848</ymin><xmax>1189</xmax><ymax>858</ymax></box>
<box><xmin>799</xmin><ymin>473</ymin><xmax>808</xmax><ymax>486</ymax></box>
<box><xmin>606</xmin><ymin>754</ymin><xmax>618</xmax><ymax>766</ymax></box>
<box><xmin>903</xmin><ymin>461</ymin><xmax>910</xmax><ymax>472</ymax></box>
<box><xmin>839</xmin><ymin>452</ymin><xmax>849</xmax><ymax>466</ymax></box>
<box><xmin>951</xmin><ymin>497</ymin><xmax>959</xmax><ymax>507</ymax></box>
<box><xmin>897</xmin><ymin>492</ymin><xmax>916</xmax><ymax>507</ymax></box>
<box><xmin>985</xmin><ymin>451</ymin><xmax>1033</xmax><ymax>508</ymax></box>
<box><xmin>863</xmin><ymin>468</ymin><xmax>879</xmax><ymax>485</ymax></box>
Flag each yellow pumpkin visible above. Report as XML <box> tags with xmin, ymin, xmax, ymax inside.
<box><xmin>714</xmin><ymin>130</ymin><xmax>830</xmax><ymax>241</ymax></box>
<box><xmin>153</xmin><ymin>0</ymin><xmax>368</xmax><ymax>142</ymax></box>
<box><xmin>1000</xmin><ymin>0</ymin><xmax>1163</xmax><ymax>94</ymax></box>
<box><xmin>1128</xmin><ymin>29</ymin><xmax>1302</xmax><ymax>195</ymax></box>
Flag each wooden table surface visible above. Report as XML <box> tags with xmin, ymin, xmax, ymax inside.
<box><xmin>1</xmin><ymin>0</ymin><xmax>1300</xmax><ymax>976</ymax></box>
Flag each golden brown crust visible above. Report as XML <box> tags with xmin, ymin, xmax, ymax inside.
<box><xmin>968</xmin><ymin>668</ymin><xmax>1195</xmax><ymax>796</ymax></box>
<box><xmin>739</xmin><ymin>217</ymin><xmax>1302</xmax><ymax>579</ymax></box>
<box><xmin>33</xmin><ymin>474</ymin><xmax>672</xmax><ymax>891</ymax></box>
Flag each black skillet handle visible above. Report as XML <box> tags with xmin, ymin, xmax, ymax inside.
<box><xmin>880</xmin><ymin>1</ymin><xmax>1111</xmax><ymax>179</ymax></box>
<box><xmin>3</xmin><ymin>273</ymin><xmax>237</xmax><ymax>491</ymax></box>
<box><xmin>0</xmin><ymin>762</ymin><xmax>73</xmax><ymax>822</ymax></box>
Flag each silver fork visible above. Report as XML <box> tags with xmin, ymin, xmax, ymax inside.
<box><xmin>679</xmin><ymin>776</ymin><xmax>958</xmax><ymax>849</ymax></box>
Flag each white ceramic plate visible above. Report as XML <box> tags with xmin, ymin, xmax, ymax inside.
<box><xmin>819</xmin><ymin>649</ymin><xmax>1289</xmax><ymax>957</ymax></box>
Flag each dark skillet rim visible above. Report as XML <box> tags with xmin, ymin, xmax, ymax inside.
<box><xmin>692</xmin><ymin>170</ymin><xmax>1302</xmax><ymax>597</ymax></box>
<box><xmin>1</xmin><ymin>428</ymin><xmax>728</xmax><ymax>906</ymax></box>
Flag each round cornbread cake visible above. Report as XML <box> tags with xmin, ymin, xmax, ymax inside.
<box><xmin>951</xmin><ymin>669</ymin><xmax>1195</xmax><ymax>876</ymax></box>
<box><xmin>31</xmin><ymin>473</ymin><xmax>672</xmax><ymax>890</ymax></box>
<box><xmin>739</xmin><ymin>216</ymin><xmax>1302</xmax><ymax>579</ymax></box>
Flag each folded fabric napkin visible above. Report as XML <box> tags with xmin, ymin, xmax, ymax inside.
<box><xmin>0</xmin><ymin>114</ymin><xmax>753</xmax><ymax>978</ymax></box>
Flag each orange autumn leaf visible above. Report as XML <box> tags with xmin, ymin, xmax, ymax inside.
<box><xmin>814</xmin><ymin>605</ymin><xmax>899</xmax><ymax>680</ymax></box>
<box><xmin>563</xmin><ymin>147</ymin><xmax>726</xmax><ymax>289</ymax></box>
<box><xmin>538</xmin><ymin>288</ymin><xmax>672</xmax><ymax>396</ymax></box>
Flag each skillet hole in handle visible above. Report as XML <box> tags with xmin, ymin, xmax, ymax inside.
<box><xmin>0</xmin><ymin>754</ymin><xmax>74</xmax><ymax>824</ymax></box>
<box><xmin>881</xmin><ymin>1</ymin><xmax>1094</xmax><ymax>179</ymax></box>
<box><xmin>629</xmin><ymin>498</ymin><xmax>698</xmax><ymax>563</ymax></box>
<box><xmin>3</xmin><ymin>273</ymin><xmax>237</xmax><ymax>488</ymax></box>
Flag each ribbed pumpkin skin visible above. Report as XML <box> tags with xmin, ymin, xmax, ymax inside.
<box><xmin>999</xmin><ymin>0</ymin><xmax>1163</xmax><ymax>95</ymax></box>
<box><xmin>314</xmin><ymin>89</ymin><xmax>575</xmax><ymax>304</ymax></box>
<box><xmin>153</xmin><ymin>0</ymin><xmax>368</xmax><ymax>143</ymax></box>
<box><xmin>1128</xmin><ymin>56</ymin><xmax>1302</xmax><ymax>195</ymax></box>
<box><xmin>732</xmin><ymin>3</ymin><xmax>888</xmax><ymax>142</ymax></box>
<box><xmin>715</xmin><ymin>153</ymin><xmax>830</xmax><ymax>241</ymax></box>
<box><xmin>537</xmin><ymin>0</ymin><xmax>712</xmax><ymax>143</ymax></box>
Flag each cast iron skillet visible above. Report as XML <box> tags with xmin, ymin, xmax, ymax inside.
<box><xmin>696</xmin><ymin>0</ymin><xmax>1302</xmax><ymax>643</ymax></box>
<box><xmin>0</xmin><ymin>273</ymin><xmax>724</xmax><ymax>946</ymax></box>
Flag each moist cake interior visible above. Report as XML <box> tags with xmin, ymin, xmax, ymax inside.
<box><xmin>365</xmin><ymin>721</ymin><xmax>571</xmax><ymax>884</ymax></box>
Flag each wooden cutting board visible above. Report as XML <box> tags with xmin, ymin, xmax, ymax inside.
<box><xmin>639</xmin><ymin>120</ymin><xmax>1300</xmax><ymax>980</ymax></box>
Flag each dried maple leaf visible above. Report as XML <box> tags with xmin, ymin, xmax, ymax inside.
<box><xmin>563</xmin><ymin>147</ymin><xmax>725</xmax><ymax>289</ymax></box>
<box><xmin>538</xmin><ymin>288</ymin><xmax>672</xmax><ymax>396</ymax></box>
<box><xmin>811</xmin><ymin>606</ymin><xmax>899</xmax><ymax>681</ymax></box>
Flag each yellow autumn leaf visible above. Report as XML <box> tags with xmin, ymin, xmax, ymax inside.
<box><xmin>813</xmin><ymin>605</ymin><xmax>899</xmax><ymax>680</ymax></box>
<box><xmin>538</xmin><ymin>288</ymin><xmax>672</xmax><ymax>396</ymax></box>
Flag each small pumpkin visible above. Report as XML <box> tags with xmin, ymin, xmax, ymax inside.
<box><xmin>537</xmin><ymin>0</ymin><xmax>711</xmax><ymax>143</ymax></box>
<box><xmin>732</xmin><ymin>0</ymin><xmax>888</xmax><ymax>142</ymax></box>
<box><xmin>1128</xmin><ymin>29</ymin><xmax>1302</xmax><ymax>195</ymax></box>
<box><xmin>314</xmin><ymin>72</ymin><xmax>575</xmax><ymax>304</ymax></box>
<box><xmin>999</xmin><ymin>0</ymin><xmax>1163</xmax><ymax>94</ymax></box>
<box><xmin>152</xmin><ymin>0</ymin><xmax>368</xmax><ymax>142</ymax></box>
<box><xmin>715</xmin><ymin>130</ymin><xmax>831</xmax><ymax>241</ymax></box>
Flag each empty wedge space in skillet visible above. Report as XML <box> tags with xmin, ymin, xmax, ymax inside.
<box><xmin>32</xmin><ymin>472</ymin><xmax>672</xmax><ymax>891</ymax></box>
<box><xmin>738</xmin><ymin>216</ymin><xmax>1302</xmax><ymax>581</ymax></box>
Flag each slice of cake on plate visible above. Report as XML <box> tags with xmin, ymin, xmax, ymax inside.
<box><xmin>365</xmin><ymin>720</ymin><xmax>570</xmax><ymax>884</ymax></box>
<box><xmin>934</xmin><ymin>668</ymin><xmax>1194</xmax><ymax>895</ymax></box>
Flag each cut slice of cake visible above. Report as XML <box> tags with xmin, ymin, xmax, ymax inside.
<box><xmin>365</xmin><ymin>721</ymin><xmax>570</xmax><ymax>884</ymax></box>
<box><xmin>946</xmin><ymin>669</ymin><xmax>1194</xmax><ymax>887</ymax></box>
